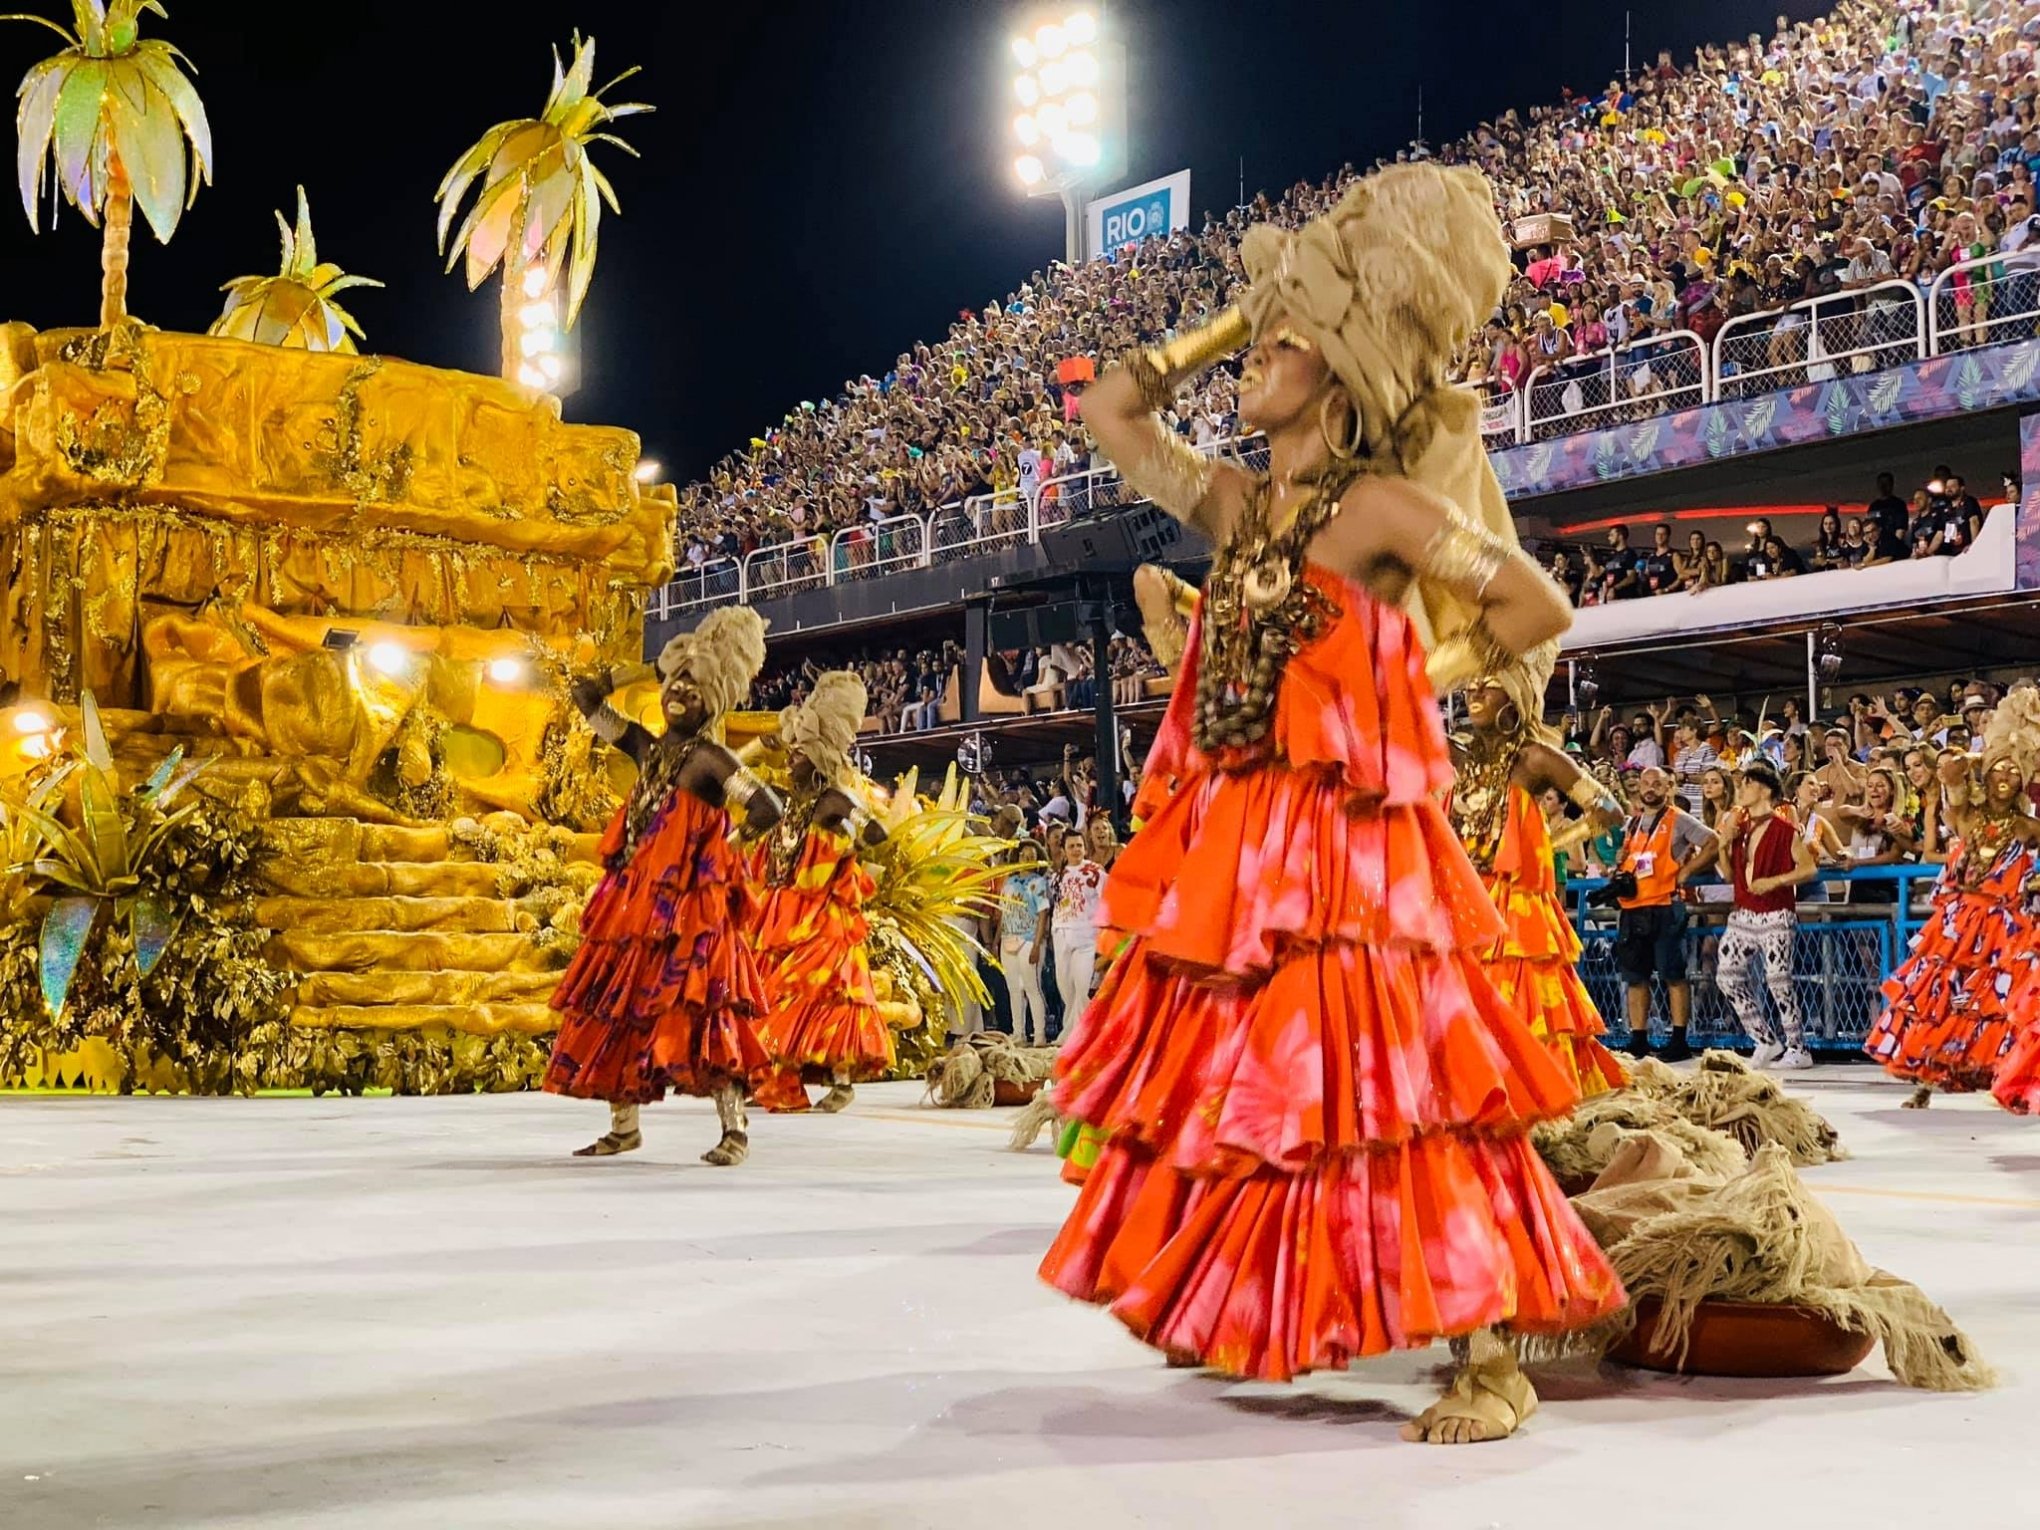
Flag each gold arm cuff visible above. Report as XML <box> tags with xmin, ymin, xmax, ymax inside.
<box><xmin>1417</xmin><ymin>514</ymin><xmax>1513</xmax><ymax>601</ymax></box>
<box><xmin>1145</xmin><ymin>307</ymin><xmax>1252</xmax><ymax>384</ymax></box>
<box><xmin>723</xmin><ymin>768</ymin><xmax>764</xmax><ymax>816</ymax></box>
<box><xmin>1119</xmin><ymin>424</ymin><xmax>1217</xmax><ymax>520</ymax></box>
<box><xmin>586</xmin><ymin>703</ymin><xmax>631</xmax><ymax>745</ymax></box>
<box><xmin>1550</xmin><ymin>818</ymin><xmax>1599</xmax><ymax>855</ymax></box>
<box><xmin>1566</xmin><ymin>772</ymin><xmax>1616</xmax><ymax>813</ymax></box>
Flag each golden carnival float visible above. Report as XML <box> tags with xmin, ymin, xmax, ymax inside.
<box><xmin>0</xmin><ymin>5</ymin><xmax>1001</xmax><ymax>1095</ymax></box>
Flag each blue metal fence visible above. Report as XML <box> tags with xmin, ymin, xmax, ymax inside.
<box><xmin>1564</xmin><ymin>865</ymin><xmax>1942</xmax><ymax>1054</ymax></box>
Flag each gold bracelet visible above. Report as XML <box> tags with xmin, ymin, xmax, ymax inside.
<box><xmin>1145</xmin><ymin>307</ymin><xmax>1252</xmax><ymax>383</ymax></box>
<box><xmin>723</xmin><ymin>769</ymin><xmax>763</xmax><ymax>816</ymax></box>
<box><xmin>1417</xmin><ymin>515</ymin><xmax>1512</xmax><ymax>601</ymax></box>
<box><xmin>1119</xmin><ymin>423</ymin><xmax>1217</xmax><ymax>520</ymax></box>
<box><xmin>1121</xmin><ymin>348</ymin><xmax>1174</xmax><ymax>413</ymax></box>
<box><xmin>1550</xmin><ymin>817</ymin><xmax>1599</xmax><ymax>854</ymax></box>
<box><xmin>1566</xmin><ymin>774</ymin><xmax>1616</xmax><ymax>814</ymax></box>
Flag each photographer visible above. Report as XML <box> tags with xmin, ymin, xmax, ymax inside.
<box><xmin>1714</xmin><ymin>759</ymin><xmax>1821</xmax><ymax>1070</ymax></box>
<box><xmin>1608</xmin><ymin>766</ymin><xmax>1717</xmax><ymax>1062</ymax></box>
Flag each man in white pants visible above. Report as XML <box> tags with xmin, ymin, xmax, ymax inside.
<box><xmin>1049</xmin><ymin>830</ymin><xmax>1107</xmax><ymax>1041</ymax></box>
<box><xmin>997</xmin><ymin>838</ymin><xmax>1053</xmax><ymax>1046</ymax></box>
<box><xmin>1713</xmin><ymin>758</ymin><xmax>1821</xmax><ymax>1070</ymax></box>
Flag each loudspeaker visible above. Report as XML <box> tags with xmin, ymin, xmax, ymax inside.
<box><xmin>1039</xmin><ymin>503</ymin><xmax>1185</xmax><ymax>571</ymax></box>
<box><xmin>989</xmin><ymin>603</ymin><xmax>1082</xmax><ymax>650</ymax></box>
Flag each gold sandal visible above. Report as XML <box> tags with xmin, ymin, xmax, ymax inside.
<box><xmin>815</xmin><ymin>1083</ymin><xmax>855</xmax><ymax>1114</ymax></box>
<box><xmin>573</xmin><ymin>1129</ymin><xmax>643</xmax><ymax>1157</ymax></box>
<box><xmin>1399</xmin><ymin>1357</ymin><xmax>1538</xmax><ymax>1445</ymax></box>
<box><xmin>701</xmin><ymin>1131</ymin><xmax>749</xmax><ymax>1167</ymax></box>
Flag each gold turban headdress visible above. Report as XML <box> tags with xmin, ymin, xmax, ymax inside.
<box><xmin>780</xmin><ymin>670</ymin><xmax>867</xmax><ymax>786</ymax></box>
<box><xmin>1488</xmin><ymin>636</ymin><xmax>1561</xmax><ymax>747</ymax></box>
<box><xmin>654</xmin><ymin>607</ymin><xmax>768</xmax><ymax>723</ymax></box>
<box><xmin>1981</xmin><ymin>682</ymin><xmax>2040</xmax><ymax>782</ymax></box>
<box><xmin>1236</xmin><ymin>164</ymin><xmax>1533</xmax><ymax>655</ymax></box>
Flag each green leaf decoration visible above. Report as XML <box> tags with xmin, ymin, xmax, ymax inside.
<box><xmin>39</xmin><ymin>894</ymin><xmax>99</xmax><ymax>1017</ymax></box>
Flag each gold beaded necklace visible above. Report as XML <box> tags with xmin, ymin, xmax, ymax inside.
<box><xmin>1451</xmin><ymin>734</ymin><xmax>1520</xmax><ymax>872</ymax></box>
<box><xmin>1192</xmin><ymin>468</ymin><xmax>1356</xmax><ymax>759</ymax></box>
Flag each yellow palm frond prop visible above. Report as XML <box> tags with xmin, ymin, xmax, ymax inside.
<box><xmin>862</xmin><ymin>768</ymin><xmax>1038</xmax><ymax>1033</ymax></box>
<box><xmin>210</xmin><ymin>186</ymin><xmax>381</xmax><ymax>353</ymax></box>
<box><xmin>433</xmin><ymin>30</ymin><xmax>650</xmax><ymax>381</ymax></box>
<box><xmin>9</xmin><ymin>0</ymin><xmax>212</xmax><ymax>327</ymax></box>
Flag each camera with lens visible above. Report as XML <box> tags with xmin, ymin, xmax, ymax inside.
<box><xmin>1587</xmin><ymin>870</ymin><xmax>1639</xmax><ymax>908</ymax></box>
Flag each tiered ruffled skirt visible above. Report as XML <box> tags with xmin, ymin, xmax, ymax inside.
<box><xmin>1039</xmin><ymin>574</ymin><xmax>1624</xmax><ymax>1381</ymax></box>
<box><xmin>1865</xmin><ymin>851</ymin><xmax>2035</xmax><ymax>1093</ymax></box>
<box><xmin>753</xmin><ymin>827</ymin><xmax>892</xmax><ymax>1109</ymax></box>
<box><xmin>545</xmin><ymin>792</ymin><xmax>771</xmax><ymax>1103</ymax></box>
<box><xmin>1481</xmin><ymin>793</ymin><xmax>1625</xmax><ymax>1099</ymax></box>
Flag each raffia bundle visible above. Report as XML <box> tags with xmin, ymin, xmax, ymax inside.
<box><xmin>1560</xmin><ymin>1134</ymin><xmax>1993</xmax><ymax>1392</ymax></box>
<box><xmin>1627</xmin><ymin>1050</ymin><xmax>1847</xmax><ymax>1165</ymax></box>
<box><xmin>923</xmin><ymin>1033</ymin><xmax>1058</xmax><ymax>1111</ymax></box>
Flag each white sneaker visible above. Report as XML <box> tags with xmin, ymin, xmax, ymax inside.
<box><xmin>1774</xmin><ymin>1047</ymin><xmax>1815</xmax><ymax>1071</ymax></box>
<box><xmin>1749</xmin><ymin>1042</ymin><xmax>1786</xmax><ymax>1069</ymax></box>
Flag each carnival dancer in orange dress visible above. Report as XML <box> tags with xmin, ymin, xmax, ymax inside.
<box><xmin>544</xmin><ymin>609</ymin><xmax>781</xmax><ymax>1166</ymax></box>
<box><xmin>1866</xmin><ymin>686</ymin><xmax>2040</xmax><ymax>1107</ymax></box>
<box><xmin>1450</xmin><ymin>652</ymin><xmax>1627</xmax><ymax>1099</ymax></box>
<box><xmin>1039</xmin><ymin>165</ymin><xmax>1624</xmax><ymax>1446</ymax></box>
<box><xmin>753</xmin><ymin>672</ymin><xmax>893</xmax><ymax>1114</ymax></box>
<box><xmin>1868</xmin><ymin>689</ymin><xmax>2040</xmax><ymax>1109</ymax></box>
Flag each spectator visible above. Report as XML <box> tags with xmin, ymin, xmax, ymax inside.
<box><xmin>1865</xmin><ymin>473</ymin><xmax>1912</xmax><ymax>561</ymax></box>
<box><xmin>1713</xmin><ymin>757</ymin><xmax>1821</xmax><ymax>1070</ymax></box>
<box><xmin>1807</xmin><ymin>509</ymin><xmax>1848</xmax><ymax>570</ymax></box>
<box><xmin>1681</xmin><ymin>539</ymin><xmax>1731</xmax><ymax>593</ymax></box>
<box><xmin>1603</xmin><ymin>524</ymin><xmax>1641</xmax><ymax>600</ymax></box>
<box><xmin>1670</xmin><ymin>712</ymin><xmax>1723</xmax><ymax>813</ymax></box>
<box><xmin>1612</xmin><ymin>765</ymin><xmax>1718</xmax><ymax>1063</ymax></box>
<box><xmin>1638</xmin><ymin>523</ymin><xmax>1681</xmax><ymax>596</ymax></box>
<box><xmin>1049</xmin><ymin>828</ymin><xmax>1107</xmax><ymax>1031</ymax></box>
<box><xmin>996</xmin><ymin>836</ymin><xmax>1053</xmax><ymax>1046</ymax></box>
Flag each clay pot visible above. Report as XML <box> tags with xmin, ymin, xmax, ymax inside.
<box><xmin>993</xmin><ymin>1077</ymin><xmax>1045</xmax><ymax>1107</ymax></box>
<box><xmin>1610</xmin><ymin>1297</ymin><xmax>1876</xmax><ymax>1378</ymax></box>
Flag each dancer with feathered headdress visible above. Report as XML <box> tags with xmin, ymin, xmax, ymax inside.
<box><xmin>1867</xmin><ymin>683</ymin><xmax>2040</xmax><ymax>1107</ymax></box>
<box><xmin>752</xmin><ymin>671</ymin><xmax>894</xmax><ymax>1113</ymax></box>
<box><xmin>544</xmin><ymin>608</ymin><xmax>783</xmax><ymax>1165</ymax></box>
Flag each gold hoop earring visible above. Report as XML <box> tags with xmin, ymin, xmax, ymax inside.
<box><xmin>1318</xmin><ymin>390</ymin><xmax>1363</xmax><ymax>462</ymax></box>
<box><xmin>1496</xmin><ymin>701</ymin><xmax>1524</xmax><ymax>737</ymax></box>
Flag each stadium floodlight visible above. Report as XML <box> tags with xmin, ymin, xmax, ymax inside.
<box><xmin>1007</xmin><ymin>6</ymin><xmax>1127</xmax><ymax>264</ymax></box>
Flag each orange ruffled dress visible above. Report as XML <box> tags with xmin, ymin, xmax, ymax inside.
<box><xmin>545</xmin><ymin>778</ymin><xmax>772</xmax><ymax>1105</ymax></box>
<box><xmin>753</xmin><ymin>820</ymin><xmax>891</xmax><ymax>1110</ymax></box>
<box><xmin>1039</xmin><ymin>567</ymin><xmax>1625</xmax><ymax>1382</ymax></box>
<box><xmin>1866</xmin><ymin>835</ymin><xmax>2037</xmax><ymax>1092</ymax></box>
<box><xmin>1474</xmin><ymin>786</ymin><xmax>1626</xmax><ymax>1099</ymax></box>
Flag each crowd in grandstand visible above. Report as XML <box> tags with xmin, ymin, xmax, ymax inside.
<box><xmin>1547</xmin><ymin>465</ymin><xmax>2009</xmax><ymax>603</ymax></box>
<box><xmin>751</xmin><ymin>632</ymin><xmax>1166</xmax><ymax>735</ymax></box>
<box><xmin>1556</xmin><ymin>674</ymin><xmax>2010</xmax><ymax>867</ymax></box>
<box><xmin>673</xmin><ymin>0</ymin><xmax>2040</xmax><ymax>565</ymax></box>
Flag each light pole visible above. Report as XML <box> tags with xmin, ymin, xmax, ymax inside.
<box><xmin>1008</xmin><ymin>8</ymin><xmax>1127</xmax><ymax>266</ymax></box>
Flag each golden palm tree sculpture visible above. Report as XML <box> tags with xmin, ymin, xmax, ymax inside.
<box><xmin>210</xmin><ymin>186</ymin><xmax>381</xmax><ymax>353</ymax></box>
<box><xmin>9</xmin><ymin>0</ymin><xmax>213</xmax><ymax>327</ymax></box>
<box><xmin>434</xmin><ymin>31</ymin><xmax>650</xmax><ymax>386</ymax></box>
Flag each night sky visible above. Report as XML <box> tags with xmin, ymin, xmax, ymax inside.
<box><xmin>0</xmin><ymin>0</ymin><xmax>1820</xmax><ymax>482</ymax></box>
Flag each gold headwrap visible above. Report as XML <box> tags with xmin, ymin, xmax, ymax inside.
<box><xmin>1981</xmin><ymin>683</ymin><xmax>2040</xmax><ymax>782</ymax></box>
<box><xmin>655</xmin><ymin>607</ymin><xmax>768</xmax><ymax>723</ymax></box>
<box><xmin>780</xmin><ymin>670</ymin><xmax>867</xmax><ymax>786</ymax></box>
<box><xmin>1236</xmin><ymin>164</ymin><xmax>1531</xmax><ymax>655</ymax></box>
<box><xmin>1484</xmin><ymin>639</ymin><xmax>1561</xmax><ymax>748</ymax></box>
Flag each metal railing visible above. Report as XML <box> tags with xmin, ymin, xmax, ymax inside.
<box><xmin>1523</xmin><ymin>330</ymin><xmax>1708</xmax><ymax>441</ymax></box>
<box><xmin>1566</xmin><ymin>863</ymin><xmax>1939</xmax><ymax>1051</ymax></box>
<box><xmin>655</xmin><ymin>432</ymin><xmax>1269</xmax><ymax>618</ymax></box>
<box><xmin>1928</xmin><ymin>249</ymin><xmax>2040</xmax><ymax>354</ymax></box>
<box><xmin>1713</xmin><ymin>279</ymin><xmax>1925</xmax><ymax>399</ymax></box>
<box><xmin>656</xmin><ymin>261</ymin><xmax>2039</xmax><ymax>612</ymax></box>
